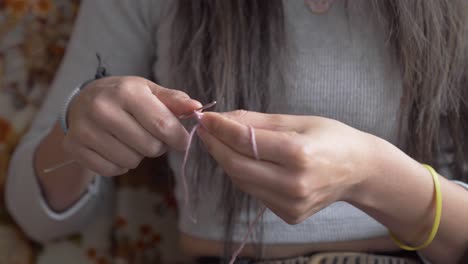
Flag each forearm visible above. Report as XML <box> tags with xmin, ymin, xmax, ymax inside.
<box><xmin>349</xmin><ymin>136</ymin><xmax>468</xmax><ymax>263</ymax></box>
<box><xmin>35</xmin><ymin>122</ymin><xmax>95</xmax><ymax>212</ymax></box>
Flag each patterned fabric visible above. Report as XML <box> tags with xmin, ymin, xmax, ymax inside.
<box><xmin>196</xmin><ymin>252</ymin><xmax>420</xmax><ymax>264</ymax></box>
<box><xmin>255</xmin><ymin>252</ymin><xmax>420</xmax><ymax>264</ymax></box>
<box><xmin>0</xmin><ymin>1</ymin><xmax>186</xmax><ymax>263</ymax></box>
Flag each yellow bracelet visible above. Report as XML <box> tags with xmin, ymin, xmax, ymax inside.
<box><xmin>389</xmin><ymin>164</ymin><xmax>442</xmax><ymax>251</ymax></box>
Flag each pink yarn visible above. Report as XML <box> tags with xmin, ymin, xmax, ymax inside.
<box><xmin>181</xmin><ymin>111</ymin><xmax>204</xmax><ymax>223</ymax></box>
<box><xmin>228</xmin><ymin>126</ymin><xmax>266</xmax><ymax>264</ymax></box>
<box><xmin>181</xmin><ymin>110</ymin><xmax>266</xmax><ymax>263</ymax></box>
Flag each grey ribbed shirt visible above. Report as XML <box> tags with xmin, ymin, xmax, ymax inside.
<box><xmin>166</xmin><ymin>0</ymin><xmax>397</xmax><ymax>242</ymax></box>
<box><xmin>5</xmin><ymin>0</ymin><xmax>466</xmax><ymax>244</ymax></box>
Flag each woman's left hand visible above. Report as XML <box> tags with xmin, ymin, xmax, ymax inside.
<box><xmin>197</xmin><ymin>110</ymin><xmax>378</xmax><ymax>224</ymax></box>
<box><xmin>199</xmin><ymin>110</ymin><xmax>468</xmax><ymax>263</ymax></box>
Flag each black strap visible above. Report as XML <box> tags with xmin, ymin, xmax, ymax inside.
<box><xmin>94</xmin><ymin>53</ymin><xmax>108</xmax><ymax>79</ymax></box>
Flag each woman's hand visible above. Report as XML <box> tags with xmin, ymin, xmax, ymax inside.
<box><xmin>64</xmin><ymin>76</ymin><xmax>201</xmax><ymax>176</ymax></box>
<box><xmin>197</xmin><ymin>110</ymin><xmax>377</xmax><ymax>224</ymax></box>
<box><xmin>198</xmin><ymin>110</ymin><xmax>468</xmax><ymax>263</ymax></box>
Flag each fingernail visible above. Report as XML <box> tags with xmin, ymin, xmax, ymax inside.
<box><xmin>190</xmin><ymin>99</ymin><xmax>203</xmax><ymax>108</ymax></box>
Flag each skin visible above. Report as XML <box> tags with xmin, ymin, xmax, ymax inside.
<box><xmin>35</xmin><ymin>76</ymin><xmax>468</xmax><ymax>263</ymax></box>
<box><xmin>196</xmin><ymin>110</ymin><xmax>468</xmax><ymax>263</ymax></box>
<box><xmin>36</xmin><ymin>76</ymin><xmax>201</xmax><ymax>211</ymax></box>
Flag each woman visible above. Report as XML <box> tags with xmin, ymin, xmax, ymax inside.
<box><xmin>5</xmin><ymin>0</ymin><xmax>468</xmax><ymax>263</ymax></box>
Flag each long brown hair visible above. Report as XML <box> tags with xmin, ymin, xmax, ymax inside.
<box><xmin>168</xmin><ymin>0</ymin><xmax>468</xmax><ymax>256</ymax></box>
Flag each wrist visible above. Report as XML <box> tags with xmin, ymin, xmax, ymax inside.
<box><xmin>39</xmin><ymin>172</ymin><xmax>96</xmax><ymax>212</ymax></box>
<box><xmin>35</xmin><ymin>122</ymin><xmax>96</xmax><ymax>211</ymax></box>
<box><xmin>344</xmin><ymin>134</ymin><xmax>396</xmax><ymax>205</ymax></box>
<box><xmin>345</xmin><ymin>135</ymin><xmax>437</xmax><ymax>244</ymax></box>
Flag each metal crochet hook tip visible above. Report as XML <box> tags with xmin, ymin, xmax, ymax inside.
<box><xmin>178</xmin><ymin>101</ymin><xmax>217</xmax><ymax>119</ymax></box>
<box><xmin>43</xmin><ymin>160</ymin><xmax>76</xmax><ymax>173</ymax></box>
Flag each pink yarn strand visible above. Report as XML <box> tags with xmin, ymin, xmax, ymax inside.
<box><xmin>229</xmin><ymin>207</ymin><xmax>267</xmax><ymax>264</ymax></box>
<box><xmin>228</xmin><ymin>126</ymin><xmax>266</xmax><ymax>264</ymax></box>
<box><xmin>181</xmin><ymin>123</ymin><xmax>200</xmax><ymax>223</ymax></box>
<box><xmin>249</xmin><ymin>126</ymin><xmax>259</xmax><ymax>160</ymax></box>
<box><xmin>180</xmin><ymin>110</ymin><xmax>205</xmax><ymax>223</ymax></box>
<box><xmin>180</xmin><ymin>109</ymin><xmax>267</xmax><ymax>263</ymax></box>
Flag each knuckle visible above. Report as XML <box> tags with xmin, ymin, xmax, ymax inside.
<box><xmin>281</xmin><ymin>208</ymin><xmax>308</xmax><ymax>225</ymax></box>
<box><xmin>146</xmin><ymin>141</ymin><xmax>166</xmax><ymax>157</ymax></box>
<box><xmin>153</xmin><ymin>117</ymin><xmax>177</xmax><ymax>136</ymax></box>
<box><xmin>290</xmin><ymin>177</ymin><xmax>311</xmax><ymax>199</ymax></box>
<box><xmin>116</xmin><ymin>77</ymin><xmax>135</xmax><ymax>88</ymax></box>
<box><xmin>270</xmin><ymin>114</ymin><xmax>287</xmax><ymax>125</ymax></box>
<box><xmin>282</xmin><ymin>213</ymin><xmax>302</xmax><ymax>225</ymax></box>
<box><xmin>286</xmin><ymin>141</ymin><xmax>312</xmax><ymax>168</ymax></box>
<box><xmin>90</xmin><ymin>95</ymin><xmax>111</xmax><ymax>118</ymax></box>
<box><xmin>232</xmin><ymin>132</ymin><xmax>250</xmax><ymax>149</ymax></box>
<box><xmin>289</xmin><ymin>216</ymin><xmax>306</xmax><ymax>225</ymax></box>
<box><xmin>116</xmin><ymin>81</ymin><xmax>137</xmax><ymax>98</ymax></box>
<box><xmin>269</xmin><ymin>114</ymin><xmax>290</xmax><ymax>130</ymax></box>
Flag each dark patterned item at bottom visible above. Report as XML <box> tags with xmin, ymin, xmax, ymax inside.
<box><xmin>196</xmin><ymin>251</ymin><xmax>421</xmax><ymax>264</ymax></box>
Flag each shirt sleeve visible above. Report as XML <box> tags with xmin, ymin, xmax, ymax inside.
<box><xmin>5</xmin><ymin>0</ymin><xmax>163</xmax><ymax>243</ymax></box>
<box><xmin>453</xmin><ymin>180</ymin><xmax>468</xmax><ymax>190</ymax></box>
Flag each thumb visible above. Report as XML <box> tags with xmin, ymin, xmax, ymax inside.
<box><xmin>146</xmin><ymin>81</ymin><xmax>202</xmax><ymax>116</ymax></box>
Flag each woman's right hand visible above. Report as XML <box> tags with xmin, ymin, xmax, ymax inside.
<box><xmin>64</xmin><ymin>76</ymin><xmax>201</xmax><ymax>176</ymax></box>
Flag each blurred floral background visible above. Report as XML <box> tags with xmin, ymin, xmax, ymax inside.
<box><xmin>0</xmin><ymin>1</ymin><xmax>184</xmax><ymax>263</ymax></box>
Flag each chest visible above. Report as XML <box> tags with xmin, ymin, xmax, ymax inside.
<box><xmin>154</xmin><ymin>0</ymin><xmax>403</xmax><ymax>144</ymax></box>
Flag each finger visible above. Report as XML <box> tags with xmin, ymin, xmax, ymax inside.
<box><xmin>218</xmin><ymin>110</ymin><xmax>310</xmax><ymax>132</ymax></box>
<box><xmin>145</xmin><ymin>81</ymin><xmax>202</xmax><ymax>116</ymax></box>
<box><xmin>70</xmin><ymin>125</ymin><xmax>143</xmax><ymax>170</ymax></box>
<box><xmin>197</xmin><ymin>127</ymin><xmax>294</xmax><ymax>197</ymax></box>
<box><xmin>262</xmin><ymin>200</ymin><xmax>311</xmax><ymax>225</ymax></box>
<box><xmin>197</xmin><ymin>127</ymin><xmax>319</xmax><ymax>225</ymax></box>
<box><xmin>200</xmin><ymin>112</ymin><xmax>307</xmax><ymax>166</ymax></box>
<box><xmin>92</xmin><ymin>106</ymin><xmax>166</xmax><ymax>157</ymax></box>
<box><xmin>90</xmin><ymin>130</ymin><xmax>144</xmax><ymax>170</ymax></box>
<box><xmin>122</xmin><ymin>90</ymin><xmax>189</xmax><ymax>151</ymax></box>
<box><xmin>64</xmin><ymin>141</ymin><xmax>127</xmax><ymax>177</ymax></box>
